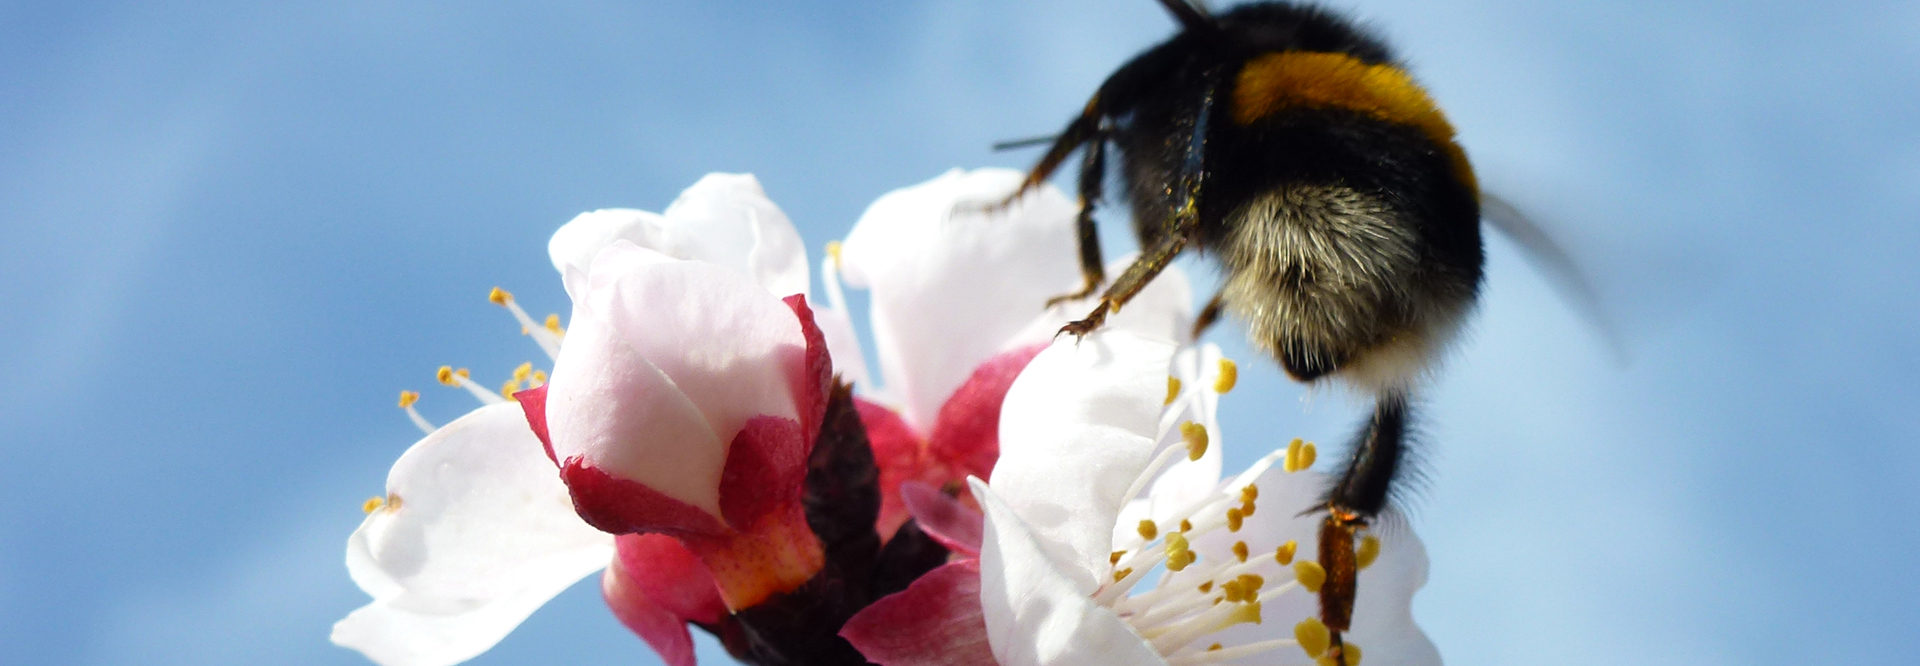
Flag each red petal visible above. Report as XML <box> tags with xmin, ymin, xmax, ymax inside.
<box><xmin>782</xmin><ymin>294</ymin><xmax>833</xmax><ymax>444</ymax></box>
<box><xmin>603</xmin><ymin>548</ymin><xmax>701</xmax><ymax>666</ymax></box>
<box><xmin>900</xmin><ymin>481</ymin><xmax>983</xmax><ymax>557</ymax></box>
<box><xmin>612</xmin><ymin>534</ymin><xmax>727</xmax><ymax>626</ymax></box>
<box><xmin>717</xmin><ymin>416</ymin><xmax>811</xmax><ymax>529</ymax></box>
<box><xmin>513</xmin><ymin>384</ymin><xmax>556</xmax><ymax>464</ymax></box>
<box><xmin>858</xmin><ymin>398</ymin><xmax>929</xmax><ymax>540</ymax></box>
<box><xmin>926</xmin><ymin>344</ymin><xmax>1047</xmax><ymax>481</ymax></box>
<box><xmin>559</xmin><ymin>458</ymin><xmax>729</xmax><ymax>537</ymax></box>
<box><xmin>840</xmin><ymin>560</ymin><xmax>996</xmax><ymax>666</ymax></box>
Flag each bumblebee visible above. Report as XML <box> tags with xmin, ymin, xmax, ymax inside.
<box><xmin>997</xmin><ymin>1</ymin><xmax>1596</xmax><ymax>657</ymax></box>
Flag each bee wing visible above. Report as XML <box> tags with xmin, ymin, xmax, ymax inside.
<box><xmin>1480</xmin><ymin>191</ymin><xmax>1630</xmax><ymax>365</ymax></box>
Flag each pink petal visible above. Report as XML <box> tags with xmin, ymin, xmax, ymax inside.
<box><xmin>900</xmin><ymin>481</ymin><xmax>983</xmax><ymax>557</ymax></box>
<box><xmin>840</xmin><ymin>560</ymin><xmax>996</xmax><ymax>666</ymax></box>
<box><xmin>715</xmin><ymin>415</ymin><xmax>810</xmax><ymax>529</ymax></box>
<box><xmin>926</xmin><ymin>343</ymin><xmax>1047</xmax><ymax>481</ymax></box>
<box><xmin>859</xmin><ymin>398</ymin><xmax>929</xmax><ymax>540</ymax></box>
<box><xmin>611</xmin><ymin>534</ymin><xmax>727</xmax><ymax>626</ymax></box>
<box><xmin>780</xmin><ymin>294</ymin><xmax>833</xmax><ymax>445</ymax></box>
<box><xmin>559</xmin><ymin>460</ymin><xmax>729</xmax><ymax>537</ymax></box>
<box><xmin>514</xmin><ymin>384</ymin><xmax>556</xmax><ymax>464</ymax></box>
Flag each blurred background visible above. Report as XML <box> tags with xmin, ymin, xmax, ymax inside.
<box><xmin>3</xmin><ymin>0</ymin><xmax>1916</xmax><ymax>664</ymax></box>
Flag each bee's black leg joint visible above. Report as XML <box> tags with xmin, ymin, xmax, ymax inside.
<box><xmin>1324</xmin><ymin>392</ymin><xmax>1411</xmax><ymax>519</ymax></box>
<box><xmin>1049</xmin><ymin>133</ymin><xmax>1109</xmax><ymax>307</ymax></box>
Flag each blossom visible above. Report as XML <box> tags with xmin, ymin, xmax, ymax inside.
<box><xmin>843</xmin><ymin>330</ymin><xmax>1439</xmax><ymax>666</ymax></box>
<box><xmin>334</xmin><ymin>173</ymin><xmax>820</xmax><ymax>666</ymax></box>
<box><xmin>829</xmin><ymin>168</ymin><xmax>1197</xmax><ymax>538</ymax></box>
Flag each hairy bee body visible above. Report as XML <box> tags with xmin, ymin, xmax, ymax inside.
<box><xmin>1004</xmin><ymin>2</ymin><xmax>1490</xmax><ymax>651</ymax></box>
<box><xmin>1105</xmin><ymin>3</ymin><xmax>1484</xmax><ymax>388</ymax></box>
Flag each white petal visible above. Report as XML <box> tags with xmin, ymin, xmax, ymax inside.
<box><xmin>839</xmin><ymin>168</ymin><xmax>1080</xmax><ymax>429</ymax></box>
<box><xmin>660</xmin><ymin>173</ymin><xmax>810</xmax><ymax>299</ymax></box>
<box><xmin>1113</xmin><ymin>344</ymin><xmax>1227</xmax><ymax>552</ymax></box>
<box><xmin>334</xmin><ymin>403</ymin><xmax>616</xmax><ymax>666</ymax></box>
<box><xmin>972</xmin><ymin>479</ymin><xmax>1169</xmax><ymax>666</ymax></box>
<box><xmin>815</xmin><ymin>254</ymin><xmax>870</xmax><ymax>389</ymax></box>
<box><xmin>548</xmin><ymin>208</ymin><xmax>678</xmax><ymax>304</ymax></box>
<box><xmin>992</xmin><ymin>330</ymin><xmax>1176</xmax><ymax>584</ymax></box>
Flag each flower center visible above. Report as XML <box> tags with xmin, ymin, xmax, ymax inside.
<box><xmin>1090</xmin><ymin>358</ymin><xmax>1379</xmax><ymax>666</ymax></box>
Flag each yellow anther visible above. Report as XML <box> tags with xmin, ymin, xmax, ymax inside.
<box><xmin>1137</xmin><ymin>519</ymin><xmax>1159</xmax><ymax>541</ymax></box>
<box><xmin>544</xmin><ymin>314</ymin><xmax>564</xmax><ymax>336</ymax></box>
<box><xmin>1293</xmin><ymin>560</ymin><xmax>1327</xmax><ymax>592</ymax></box>
<box><xmin>1295</xmin><ymin>618</ymin><xmax>1331</xmax><ymax>658</ymax></box>
<box><xmin>1232</xmin><ymin>541</ymin><xmax>1249</xmax><ymax>562</ymax></box>
<box><xmin>1276</xmin><ymin>540</ymin><xmax>1298</xmax><ymax>565</ymax></box>
<box><xmin>1240</xmin><ymin>483</ymin><xmax>1259</xmax><ymax>503</ymax></box>
<box><xmin>1214</xmin><ymin>358</ymin><xmax>1238</xmax><ymax>393</ymax></box>
<box><xmin>489</xmin><ymin>287</ymin><xmax>512</xmax><ymax>305</ymax></box>
<box><xmin>1226</xmin><ymin>507</ymin><xmax>1244</xmax><ymax>532</ymax></box>
<box><xmin>1113</xmin><ymin>567</ymin><xmax>1134</xmax><ymax>582</ymax></box>
<box><xmin>1239</xmin><ymin>573</ymin><xmax>1264</xmax><ymax>594</ymax></box>
<box><xmin>362</xmin><ymin>496</ymin><xmax>385</xmax><ymax>513</ymax></box>
<box><xmin>436</xmin><ymin>366</ymin><xmax>457</xmax><ymax>386</ymax></box>
<box><xmin>1356</xmin><ymin>535</ymin><xmax>1381</xmax><ymax>570</ymax></box>
<box><xmin>513</xmin><ymin>362</ymin><xmax>533</xmax><ymax>382</ymax></box>
<box><xmin>1111</xmin><ymin>551</ymin><xmax>1127</xmax><ymax>565</ymax></box>
<box><xmin>1181</xmin><ymin>421</ymin><xmax>1209</xmax><ymax>460</ymax></box>
<box><xmin>826</xmin><ymin>240</ymin><xmax>844</xmax><ymax>269</ymax></box>
<box><xmin>1301</xmin><ymin>442</ymin><xmax>1317</xmax><ymax>469</ymax></box>
<box><xmin>1226</xmin><ymin>601</ymin><xmax>1261</xmax><ymax>626</ymax></box>
<box><xmin>1165</xmin><ymin>376</ymin><xmax>1182</xmax><ymax>405</ymax></box>
<box><xmin>1221</xmin><ymin>579</ymin><xmax>1245</xmax><ymax>602</ymax></box>
<box><xmin>1179</xmin><ymin>519</ymin><xmax>1193</xmax><ymax>532</ymax></box>
<box><xmin>1197</xmin><ymin>581</ymin><xmax>1214</xmax><ymax>593</ymax></box>
<box><xmin>397</xmin><ymin>390</ymin><xmax>420</xmax><ymax>408</ymax></box>
<box><xmin>1207</xmin><ymin>644</ymin><xmax>1222</xmax><ymax>652</ymax></box>
<box><xmin>1240</xmin><ymin>499</ymin><xmax>1257</xmax><ymax>517</ymax></box>
<box><xmin>1165</xmin><ymin>532</ymin><xmax>1195</xmax><ymax>571</ymax></box>
<box><xmin>1286</xmin><ymin>439</ymin><xmax>1317</xmax><ymax>472</ymax></box>
<box><xmin>531</xmin><ymin>370</ymin><xmax>548</xmax><ymax>384</ymax></box>
<box><xmin>500</xmin><ymin>380</ymin><xmax>522</xmax><ymax>400</ymax></box>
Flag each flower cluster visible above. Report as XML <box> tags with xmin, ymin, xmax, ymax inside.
<box><xmin>334</xmin><ymin>170</ymin><xmax>1440</xmax><ymax>666</ymax></box>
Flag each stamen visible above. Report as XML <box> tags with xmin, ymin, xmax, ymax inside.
<box><xmin>1114</xmin><ymin>568</ymin><xmax>1135</xmax><ymax>582</ymax></box>
<box><xmin>362</xmin><ymin>496</ymin><xmax>385</xmax><ymax>513</ymax></box>
<box><xmin>1182</xmin><ymin>422</ymin><xmax>1209</xmax><ymax>460</ymax></box>
<box><xmin>1293</xmin><ymin>561</ymin><xmax>1327</xmax><ymax>592</ymax></box>
<box><xmin>1147</xmin><ymin>600</ymin><xmax>1262</xmax><ymax>654</ymax></box>
<box><xmin>1166</xmin><ymin>376</ymin><xmax>1182</xmax><ymax>405</ymax></box>
<box><xmin>1356</xmin><ymin>535</ymin><xmax>1381</xmax><ymax>570</ymax></box>
<box><xmin>1226</xmin><ymin>507</ymin><xmax>1244</xmax><ymax>532</ymax></box>
<box><xmin>1284</xmin><ymin>439</ymin><xmax>1318</xmax><ymax>472</ymax></box>
<box><xmin>512</xmin><ymin>362</ymin><xmax>532</xmax><ymax>382</ymax></box>
<box><xmin>1295</xmin><ymin>618</ymin><xmax>1331</xmax><ymax>658</ymax></box>
<box><xmin>1138</xmin><ymin>520</ymin><xmax>1159</xmax><ymax>541</ymax></box>
<box><xmin>544</xmin><ymin>314</ymin><xmax>564</xmax><ymax>336</ymax></box>
<box><xmin>1164</xmin><ymin>532</ymin><xmax>1196</xmax><ymax>571</ymax></box>
<box><xmin>439</xmin><ymin>366</ymin><xmax>508</xmax><ymax>406</ymax></box>
<box><xmin>500</xmin><ymin>380</ymin><xmax>522</xmax><ymax>400</ymax></box>
<box><xmin>1168</xmin><ymin>638</ymin><xmax>1300</xmax><ymax>666</ymax></box>
<box><xmin>1214</xmin><ymin>358</ymin><xmax>1237</xmax><ymax>393</ymax></box>
<box><xmin>825</xmin><ymin>240</ymin><xmax>844</xmax><ymax>270</ymax></box>
<box><xmin>1180</xmin><ymin>519</ymin><xmax>1193</xmax><ymax>532</ymax></box>
<box><xmin>531</xmin><ymin>369</ymin><xmax>547</xmax><ymax>385</ymax></box>
<box><xmin>489</xmin><ymin>287</ymin><xmax>561</xmax><ymax>359</ymax></box>
<box><xmin>398</xmin><ymin>390</ymin><xmax>435</xmax><ymax>434</ymax></box>
<box><xmin>1276</xmin><ymin>540</ymin><xmax>1298</xmax><ymax>565</ymax></box>
<box><xmin>1232</xmin><ymin>541</ymin><xmax>1249</xmax><ymax>562</ymax></box>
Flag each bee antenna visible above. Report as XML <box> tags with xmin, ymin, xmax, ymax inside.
<box><xmin>1154</xmin><ymin>0</ymin><xmax>1216</xmax><ymax>31</ymax></box>
<box><xmin>991</xmin><ymin>134</ymin><xmax>1058</xmax><ymax>152</ymax></box>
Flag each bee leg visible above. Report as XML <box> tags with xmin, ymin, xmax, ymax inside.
<box><xmin>994</xmin><ymin>95</ymin><xmax>1103</xmax><ymax>213</ymax></box>
<box><xmin>1314</xmin><ymin>393</ymin><xmax>1411</xmax><ymax>657</ymax></box>
<box><xmin>1059</xmin><ymin>231</ymin><xmax>1190</xmax><ymax>338</ymax></box>
<box><xmin>1190</xmin><ymin>290</ymin><xmax>1226</xmax><ymax>339</ymax></box>
<box><xmin>1048</xmin><ymin>137</ymin><xmax>1110</xmax><ymax>307</ymax></box>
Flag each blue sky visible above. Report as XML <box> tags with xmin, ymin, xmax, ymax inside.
<box><xmin>2</xmin><ymin>1</ymin><xmax>1916</xmax><ymax>665</ymax></box>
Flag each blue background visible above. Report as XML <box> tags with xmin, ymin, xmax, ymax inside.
<box><xmin>3</xmin><ymin>1</ymin><xmax>1915</xmax><ymax>664</ymax></box>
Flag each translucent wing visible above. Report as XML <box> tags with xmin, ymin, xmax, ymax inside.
<box><xmin>1480</xmin><ymin>192</ymin><xmax>1629</xmax><ymax>364</ymax></box>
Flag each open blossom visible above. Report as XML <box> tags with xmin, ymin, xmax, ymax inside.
<box><xmin>336</xmin><ymin>169</ymin><xmax>1206</xmax><ymax>666</ymax></box>
<box><xmin>843</xmin><ymin>329</ymin><xmax>1440</xmax><ymax>666</ymax></box>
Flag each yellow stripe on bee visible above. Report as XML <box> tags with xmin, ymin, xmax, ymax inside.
<box><xmin>1232</xmin><ymin>51</ymin><xmax>1476</xmax><ymax>193</ymax></box>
